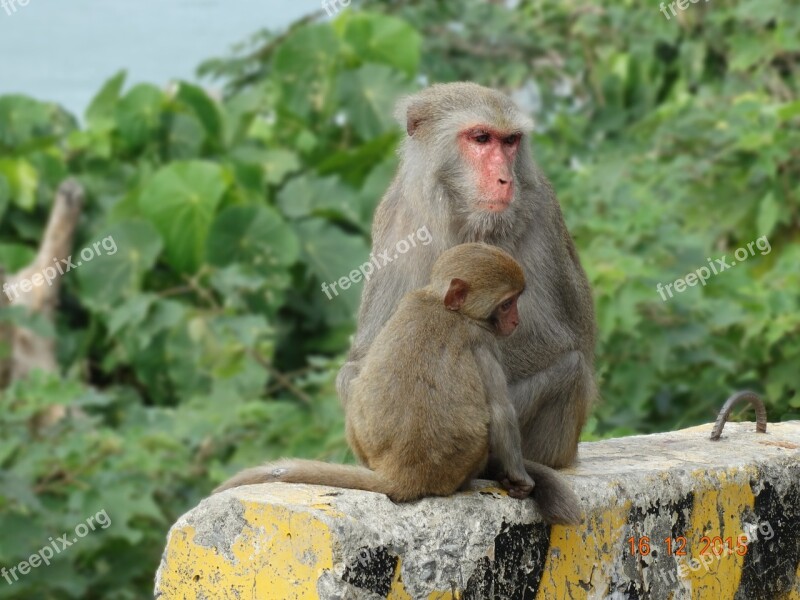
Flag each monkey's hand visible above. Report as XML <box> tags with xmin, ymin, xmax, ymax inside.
<box><xmin>500</xmin><ymin>471</ymin><xmax>535</xmax><ymax>499</ymax></box>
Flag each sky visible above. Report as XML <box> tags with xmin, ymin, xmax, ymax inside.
<box><xmin>0</xmin><ymin>0</ymin><xmax>322</xmax><ymax>117</ymax></box>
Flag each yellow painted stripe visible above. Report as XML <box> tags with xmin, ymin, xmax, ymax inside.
<box><xmin>537</xmin><ymin>501</ymin><xmax>632</xmax><ymax>598</ymax></box>
<box><xmin>683</xmin><ymin>470</ymin><xmax>755</xmax><ymax>599</ymax></box>
<box><xmin>157</xmin><ymin>498</ymin><xmax>334</xmax><ymax>599</ymax></box>
<box><xmin>386</xmin><ymin>557</ymin><xmax>413</xmax><ymax>600</ymax></box>
<box><xmin>427</xmin><ymin>592</ymin><xmax>459</xmax><ymax>600</ymax></box>
<box><xmin>792</xmin><ymin>561</ymin><xmax>800</xmax><ymax>599</ymax></box>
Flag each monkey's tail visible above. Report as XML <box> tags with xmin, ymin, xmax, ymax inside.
<box><xmin>524</xmin><ymin>460</ymin><xmax>582</xmax><ymax>525</ymax></box>
<box><xmin>213</xmin><ymin>458</ymin><xmax>395</xmax><ymax>497</ymax></box>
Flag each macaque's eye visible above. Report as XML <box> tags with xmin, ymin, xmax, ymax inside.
<box><xmin>500</xmin><ymin>298</ymin><xmax>514</xmax><ymax>311</ymax></box>
<box><xmin>503</xmin><ymin>134</ymin><xmax>521</xmax><ymax>146</ymax></box>
<box><xmin>473</xmin><ymin>133</ymin><xmax>490</xmax><ymax>144</ymax></box>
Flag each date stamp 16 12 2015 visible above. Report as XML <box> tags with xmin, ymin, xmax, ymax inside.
<box><xmin>627</xmin><ymin>519</ymin><xmax>775</xmax><ymax>584</ymax></box>
<box><xmin>629</xmin><ymin>519</ymin><xmax>773</xmax><ymax>558</ymax></box>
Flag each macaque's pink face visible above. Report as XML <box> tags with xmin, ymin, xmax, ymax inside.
<box><xmin>494</xmin><ymin>293</ymin><xmax>521</xmax><ymax>337</ymax></box>
<box><xmin>458</xmin><ymin>126</ymin><xmax>521</xmax><ymax>212</ymax></box>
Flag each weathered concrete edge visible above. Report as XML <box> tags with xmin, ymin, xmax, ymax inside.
<box><xmin>155</xmin><ymin>421</ymin><xmax>800</xmax><ymax>599</ymax></box>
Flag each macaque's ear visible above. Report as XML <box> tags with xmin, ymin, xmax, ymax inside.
<box><xmin>406</xmin><ymin>108</ymin><xmax>423</xmax><ymax>135</ymax></box>
<box><xmin>444</xmin><ymin>278</ymin><xmax>469</xmax><ymax>311</ymax></box>
<box><xmin>395</xmin><ymin>94</ymin><xmax>431</xmax><ymax>136</ymax></box>
<box><xmin>405</xmin><ymin>100</ymin><xmax>427</xmax><ymax>136</ymax></box>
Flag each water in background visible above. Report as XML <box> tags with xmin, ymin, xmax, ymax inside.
<box><xmin>0</xmin><ymin>0</ymin><xmax>321</xmax><ymax>118</ymax></box>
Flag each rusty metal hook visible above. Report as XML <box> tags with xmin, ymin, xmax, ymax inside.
<box><xmin>710</xmin><ymin>390</ymin><xmax>768</xmax><ymax>441</ymax></box>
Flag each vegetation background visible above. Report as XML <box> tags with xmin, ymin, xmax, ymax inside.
<box><xmin>0</xmin><ymin>0</ymin><xmax>797</xmax><ymax>597</ymax></box>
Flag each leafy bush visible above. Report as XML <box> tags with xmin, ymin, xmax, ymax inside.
<box><xmin>0</xmin><ymin>1</ymin><xmax>797</xmax><ymax>597</ymax></box>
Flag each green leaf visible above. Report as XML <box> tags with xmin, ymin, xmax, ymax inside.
<box><xmin>166</xmin><ymin>113</ymin><xmax>206</xmax><ymax>159</ymax></box>
<box><xmin>294</xmin><ymin>218</ymin><xmax>370</xmax><ymax>320</ymax></box>
<box><xmin>76</xmin><ymin>220</ymin><xmax>163</xmax><ymax>309</ymax></box>
<box><xmin>0</xmin><ymin>158</ymin><xmax>38</xmax><ymax>210</ymax></box>
<box><xmin>273</xmin><ymin>24</ymin><xmax>342</xmax><ymax>119</ymax></box>
<box><xmin>277</xmin><ymin>175</ymin><xmax>360</xmax><ymax>224</ymax></box>
<box><xmin>0</xmin><ymin>95</ymin><xmax>65</xmax><ymax>150</ymax></box>
<box><xmin>356</xmin><ymin>156</ymin><xmax>398</xmax><ymax>223</ymax></box>
<box><xmin>337</xmin><ymin>64</ymin><xmax>414</xmax><ymax>139</ymax></box>
<box><xmin>175</xmin><ymin>81</ymin><xmax>225</xmax><ymax>147</ymax></box>
<box><xmin>139</xmin><ymin>161</ymin><xmax>229</xmax><ymax>273</ymax></box>
<box><xmin>206</xmin><ymin>204</ymin><xmax>299</xmax><ymax>269</ymax></box>
<box><xmin>338</xmin><ymin>13</ymin><xmax>422</xmax><ymax>76</ymax></box>
<box><xmin>262</xmin><ymin>149</ymin><xmax>300</xmax><ymax>185</ymax></box>
<box><xmin>777</xmin><ymin>100</ymin><xmax>800</xmax><ymax>121</ymax></box>
<box><xmin>114</xmin><ymin>83</ymin><xmax>165</xmax><ymax>151</ymax></box>
<box><xmin>228</xmin><ymin>147</ymin><xmax>300</xmax><ymax>185</ymax></box>
<box><xmin>756</xmin><ymin>191</ymin><xmax>779</xmax><ymax>237</ymax></box>
<box><xmin>107</xmin><ymin>294</ymin><xmax>156</xmax><ymax>337</ymax></box>
<box><xmin>0</xmin><ymin>174</ymin><xmax>9</xmax><ymax>222</ymax></box>
<box><xmin>0</xmin><ymin>242</ymin><xmax>34</xmax><ymax>272</ymax></box>
<box><xmin>0</xmin><ymin>306</ymin><xmax>55</xmax><ymax>338</ymax></box>
<box><xmin>85</xmin><ymin>70</ymin><xmax>127</xmax><ymax>126</ymax></box>
<box><xmin>317</xmin><ymin>132</ymin><xmax>398</xmax><ymax>189</ymax></box>
<box><xmin>729</xmin><ymin>34</ymin><xmax>774</xmax><ymax>71</ymax></box>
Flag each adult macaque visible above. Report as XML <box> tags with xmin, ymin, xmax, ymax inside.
<box><xmin>337</xmin><ymin>82</ymin><xmax>596</xmax><ymax>482</ymax></box>
<box><xmin>217</xmin><ymin>244</ymin><xmax>580</xmax><ymax>522</ymax></box>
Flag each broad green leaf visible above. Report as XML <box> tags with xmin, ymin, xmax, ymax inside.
<box><xmin>0</xmin><ymin>158</ymin><xmax>38</xmax><ymax>210</ymax></box>
<box><xmin>108</xmin><ymin>296</ymin><xmax>184</xmax><ymax>352</ymax></box>
<box><xmin>166</xmin><ymin>315</ymin><xmax>273</xmax><ymax>396</ymax></box>
<box><xmin>277</xmin><ymin>175</ymin><xmax>360</xmax><ymax>224</ymax></box>
<box><xmin>229</xmin><ymin>147</ymin><xmax>300</xmax><ymax>185</ymax></box>
<box><xmin>176</xmin><ymin>81</ymin><xmax>225</xmax><ymax>146</ymax></box>
<box><xmin>338</xmin><ymin>13</ymin><xmax>422</xmax><ymax>76</ymax></box>
<box><xmin>76</xmin><ymin>220</ymin><xmax>163</xmax><ymax>309</ymax></box>
<box><xmin>294</xmin><ymin>218</ymin><xmax>369</xmax><ymax>321</ymax></box>
<box><xmin>0</xmin><ymin>95</ymin><xmax>65</xmax><ymax>150</ymax></box>
<box><xmin>273</xmin><ymin>24</ymin><xmax>341</xmax><ymax>118</ymax></box>
<box><xmin>262</xmin><ymin>149</ymin><xmax>300</xmax><ymax>185</ymax></box>
<box><xmin>337</xmin><ymin>64</ymin><xmax>414</xmax><ymax>139</ymax></box>
<box><xmin>107</xmin><ymin>294</ymin><xmax>155</xmax><ymax>337</ymax></box>
<box><xmin>114</xmin><ymin>83</ymin><xmax>164</xmax><ymax>151</ymax></box>
<box><xmin>317</xmin><ymin>132</ymin><xmax>398</xmax><ymax>188</ymax></box>
<box><xmin>166</xmin><ymin>113</ymin><xmax>206</xmax><ymax>159</ymax></box>
<box><xmin>729</xmin><ymin>34</ymin><xmax>775</xmax><ymax>71</ymax></box>
<box><xmin>206</xmin><ymin>204</ymin><xmax>299</xmax><ymax>269</ymax></box>
<box><xmin>223</xmin><ymin>86</ymin><xmax>270</xmax><ymax>146</ymax></box>
<box><xmin>139</xmin><ymin>161</ymin><xmax>229</xmax><ymax>273</ymax></box>
<box><xmin>85</xmin><ymin>70</ymin><xmax>127</xmax><ymax>126</ymax></box>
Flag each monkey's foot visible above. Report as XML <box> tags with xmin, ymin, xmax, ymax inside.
<box><xmin>500</xmin><ymin>474</ymin><xmax>535</xmax><ymax>499</ymax></box>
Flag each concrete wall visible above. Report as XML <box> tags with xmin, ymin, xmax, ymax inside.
<box><xmin>154</xmin><ymin>421</ymin><xmax>800</xmax><ymax>599</ymax></box>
